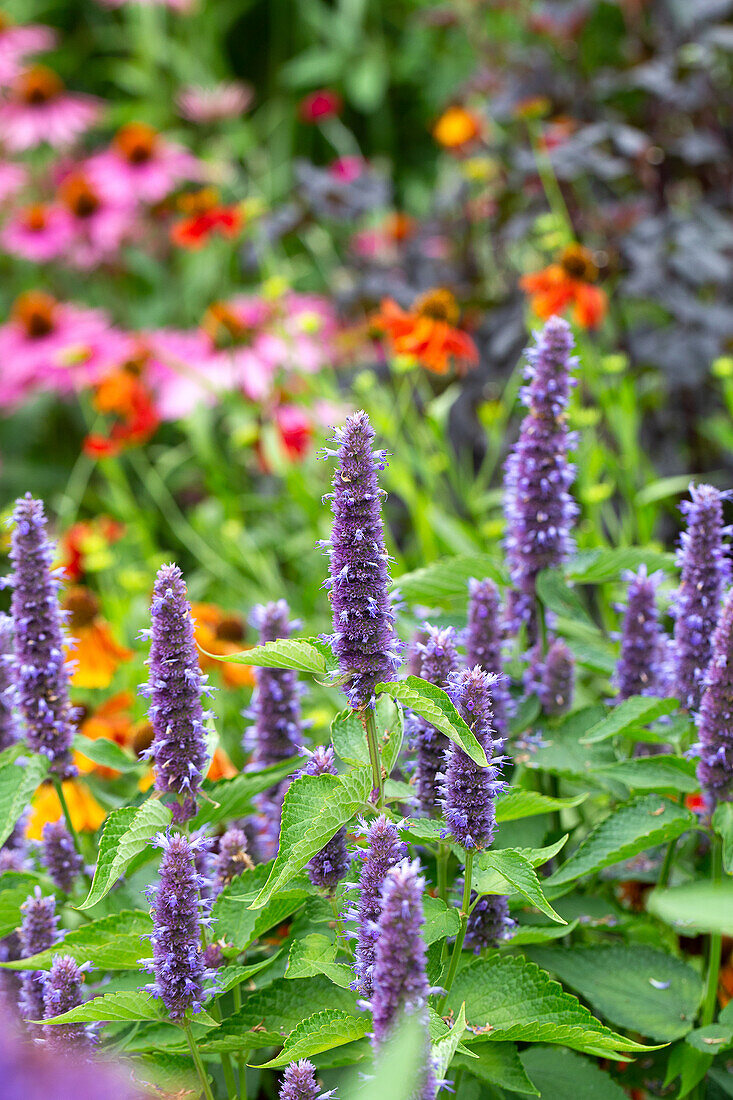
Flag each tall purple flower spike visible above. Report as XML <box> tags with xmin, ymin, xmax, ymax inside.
<box><xmin>672</xmin><ymin>484</ymin><xmax>730</xmax><ymax>713</ymax></box>
<box><xmin>7</xmin><ymin>495</ymin><xmax>76</xmax><ymax>776</ymax></box>
<box><xmin>40</xmin><ymin>820</ymin><xmax>82</xmax><ymax>894</ymax></box>
<box><xmin>0</xmin><ymin>613</ymin><xmax>20</xmax><ymax>752</ymax></box>
<box><xmin>42</xmin><ymin>954</ymin><xmax>90</xmax><ymax>1054</ymax></box>
<box><xmin>321</xmin><ymin>410</ymin><xmax>401</xmax><ymax>709</ymax></box>
<box><xmin>247</xmin><ymin>600</ymin><xmax>303</xmax><ymax>767</ymax></box>
<box><xmin>503</xmin><ymin>317</ymin><xmax>578</xmax><ymax>641</ymax></box>
<box><xmin>279</xmin><ymin>1059</ymin><xmax>335</xmax><ymax>1100</ymax></box>
<box><xmin>300</xmin><ymin>747</ymin><xmax>350</xmax><ymax>893</ymax></box>
<box><xmin>465</xmin><ymin>579</ymin><xmax>510</xmax><ymax>743</ymax></box>
<box><xmin>370</xmin><ymin>859</ymin><xmax>437</xmax><ymax>1100</ymax></box>
<box><xmin>1</xmin><ymin>1025</ymin><xmax>146</xmax><ymax>1099</ymax></box>
<box><xmin>538</xmin><ymin>638</ymin><xmax>574</xmax><ymax>716</ymax></box>
<box><xmin>352</xmin><ymin>815</ymin><xmax>407</xmax><ymax>998</ymax></box>
<box><xmin>465</xmin><ymin>892</ymin><xmax>515</xmax><ymax>952</ymax></box>
<box><xmin>406</xmin><ymin>625</ymin><xmax>459</xmax><ymax>815</ymax></box>
<box><xmin>442</xmin><ymin>667</ymin><xmax>505</xmax><ymax>850</ymax></box>
<box><xmin>140</xmin><ymin>564</ymin><xmax>213</xmax><ymax>823</ymax></box>
<box><xmin>213</xmin><ymin>826</ymin><xmax>253</xmax><ymax>896</ymax></box>
<box><xmin>615</xmin><ymin>566</ymin><xmax>669</xmax><ymax>700</ymax></box>
<box><xmin>18</xmin><ymin>887</ymin><xmax>59</xmax><ymax>1032</ymax></box>
<box><xmin>696</xmin><ymin>588</ymin><xmax>733</xmax><ymax>810</ymax></box>
<box><xmin>144</xmin><ymin>832</ymin><xmax>211</xmax><ymax>1020</ymax></box>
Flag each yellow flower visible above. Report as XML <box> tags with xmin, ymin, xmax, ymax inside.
<box><xmin>433</xmin><ymin>106</ymin><xmax>482</xmax><ymax>150</ymax></box>
<box><xmin>27</xmin><ymin>780</ymin><xmax>106</xmax><ymax>840</ymax></box>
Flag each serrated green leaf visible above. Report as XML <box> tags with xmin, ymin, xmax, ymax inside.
<box><xmin>647</xmin><ymin>880</ymin><xmax>733</xmax><ymax>936</ymax></box>
<box><xmin>547</xmin><ymin>795</ymin><xmax>695</xmax><ymax>887</ymax></box>
<box><xmin>519</xmin><ymin>1045</ymin><xmax>627</xmax><ymax>1099</ymax></box>
<box><xmin>580</xmin><ymin>696</ymin><xmax>679</xmax><ymax>744</ymax></box>
<box><xmin>497</xmin><ymin>835</ymin><xmax>569</xmax><ymax>868</ymax></box>
<box><xmin>250</xmin><ymin>767</ymin><xmax>372</xmax><ymax>910</ymax></box>
<box><xmin>331</xmin><ymin>695</ymin><xmax>403</xmax><ymax>777</ymax></box>
<box><xmin>191</xmin><ymin>758</ymin><xmax>301</xmax><ymax>829</ymax></box>
<box><xmin>433</xmin><ymin>1003</ymin><xmax>469</xmax><ymax>1081</ymax></box>
<box><xmin>527</xmin><ymin>944</ymin><xmax>702</xmax><ymax>1041</ymax></box>
<box><xmin>592</xmin><ymin>755</ymin><xmax>698</xmax><ymax>792</ymax></box>
<box><xmin>213</xmin><ymin>862</ymin><xmax>310</xmax><ymax>951</ymax></box>
<box><xmin>473</xmin><ymin>850</ymin><xmax>566</xmax><ymax>923</ymax></box>
<box><xmin>216</xmin><ymin>954</ymin><xmax>283</xmax><ymax>993</ymax></box>
<box><xmin>454</xmin><ymin>1043</ymin><xmax>540</xmax><ymax>1095</ymax></box>
<box><xmin>0</xmin><ymin>754</ymin><xmax>49</xmax><ymax>847</ymax></box>
<box><xmin>392</xmin><ymin>555</ymin><xmax>505</xmax><ymax>603</ymax></box>
<box><xmin>375</xmin><ymin>678</ymin><xmax>488</xmax><ymax>766</ymax></box>
<box><xmin>40</xmin><ymin>989</ymin><xmax>218</xmax><ymax>1027</ymax></box>
<box><xmin>78</xmin><ymin>799</ymin><xmax>172</xmax><ymax>910</ymax></box>
<box><xmin>510</xmin><ymin>919</ymin><xmax>580</xmax><ymax>946</ymax></box>
<box><xmin>713</xmin><ymin>801</ymin><xmax>733</xmax><ymax>874</ymax></box>
<box><xmin>423</xmin><ymin>894</ymin><xmax>461</xmax><ymax>944</ymax></box>
<box><xmin>567</xmin><ymin>548</ymin><xmax>674</xmax><ymax>584</ymax></box>
<box><xmin>258</xmin><ymin>1009</ymin><xmax>368</xmax><ymax>1068</ymax></box>
<box><xmin>496</xmin><ymin>788</ymin><xmax>587</xmax><ymax>822</ymax></box>
<box><xmin>205</xmin><ymin>636</ymin><xmax>336</xmax><ymax>675</ymax></box>
<box><xmin>446</xmin><ymin>955</ymin><xmax>655</xmax><ymax>1058</ymax></box>
<box><xmin>72</xmin><ymin>734</ymin><xmax>140</xmax><ymax>773</ymax></box>
<box><xmin>2</xmin><ymin>909</ymin><xmax>152</xmax><ymax>971</ymax></box>
<box><xmin>685</xmin><ymin>1024</ymin><xmax>733</xmax><ymax>1054</ymax></box>
<box><xmin>285</xmin><ymin>934</ymin><xmax>353</xmax><ymax>988</ymax></box>
<box><xmin>527</xmin><ymin>708</ymin><xmax>619</xmax><ymax>781</ymax></box>
<box><xmin>129</xmin><ymin>1053</ymin><xmax>202</xmax><ymax>1096</ymax></box>
<box><xmin>536</xmin><ymin>569</ymin><xmax>595</xmax><ymax>628</ymax></box>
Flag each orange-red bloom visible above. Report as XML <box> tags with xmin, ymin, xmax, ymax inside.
<box><xmin>371</xmin><ymin>289</ymin><xmax>479</xmax><ymax>375</ymax></box>
<box><xmin>60</xmin><ymin>516</ymin><xmax>125</xmax><ymax>582</ymax></box>
<box><xmin>433</xmin><ymin>106</ymin><xmax>483</xmax><ymax>150</ymax></box>
<box><xmin>170</xmin><ymin>188</ymin><xmax>242</xmax><ymax>249</ymax></box>
<box><xmin>192</xmin><ymin>602</ymin><xmax>256</xmax><ymax>690</ymax></box>
<box><xmin>84</xmin><ymin>357</ymin><xmax>160</xmax><ymax>457</ymax></box>
<box><xmin>76</xmin><ymin>692</ymin><xmax>136</xmax><ymax>778</ymax></box>
<box><xmin>27</xmin><ymin>779</ymin><xmax>106</xmax><ymax>840</ymax></box>
<box><xmin>64</xmin><ymin>586</ymin><xmax>132</xmax><ymax>689</ymax></box>
<box><xmin>520</xmin><ymin>243</ymin><xmax>607</xmax><ymax>329</ymax></box>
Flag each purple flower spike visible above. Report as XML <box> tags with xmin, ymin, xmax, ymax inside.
<box><xmin>247</xmin><ymin>600</ymin><xmax>303</xmax><ymax>767</ymax></box>
<box><xmin>466</xmin><ymin>579</ymin><xmax>510</xmax><ymax>743</ymax></box>
<box><xmin>503</xmin><ymin>318</ymin><xmax>578</xmax><ymax>640</ymax></box>
<box><xmin>300</xmin><ymin>747</ymin><xmax>350</xmax><ymax>893</ymax></box>
<box><xmin>8</xmin><ymin>495</ymin><xmax>76</xmax><ymax>777</ymax></box>
<box><xmin>279</xmin><ymin>1059</ymin><xmax>334</xmax><ymax>1100</ymax></box>
<box><xmin>142</xmin><ymin>564</ymin><xmax>212</xmax><ymax>823</ymax></box>
<box><xmin>406</xmin><ymin>625</ymin><xmax>459</xmax><ymax>815</ymax></box>
<box><xmin>442</xmin><ymin>667</ymin><xmax>505</xmax><ymax>851</ymax></box>
<box><xmin>353</xmin><ymin>815</ymin><xmax>407</xmax><ymax>998</ymax></box>
<box><xmin>321</xmin><ymin>411</ymin><xmax>401</xmax><ymax>709</ymax></box>
<box><xmin>465</xmin><ymin>892</ymin><xmax>515</xmax><ymax>952</ymax></box>
<box><xmin>145</xmin><ymin>832</ymin><xmax>210</xmax><ymax>1020</ymax></box>
<box><xmin>538</xmin><ymin>638</ymin><xmax>574</xmax><ymax>715</ymax></box>
<box><xmin>0</xmin><ymin>614</ymin><xmax>20</xmax><ymax>752</ymax></box>
<box><xmin>19</xmin><ymin>887</ymin><xmax>59</xmax><ymax>1030</ymax></box>
<box><xmin>42</xmin><ymin>954</ymin><xmax>89</xmax><ymax>1054</ymax></box>
<box><xmin>696</xmin><ymin>589</ymin><xmax>733</xmax><ymax>810</ymax></box>
<box><xmin>213</xmin><ymin>827</ymin><xmax>253</xmax><ymax>895</ymax></box>
<box><xmin>40</xmin><ymin>820</ymin><xmax>82</xmax><ymax>895</ymax></box>
<box><xmin>673</xmin><ymin>484</ymin><xmax>730</xmax><ymax>713</ymax></box>
<box><xmin>370</xmin><ymin>859</ymin><xmax>436</xmax><ymax>1099</ymax></box>
<box><xmin>1</xmin><ymin>1025</ymin><xmax>146</xmax><ymax>1099</ymax></box>
<box><xmin>616</xmin><ymin>566</ymin><xmax>669</xmax><ymax>700</ymax></box>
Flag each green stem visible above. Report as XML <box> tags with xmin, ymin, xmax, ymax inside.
<box><xmin>330</xmin><ymin>895</ymin><xmax>352</xmax><ymax>957</ymax></box>
<box><xmin>437</xmin><ymin>842</ymin><xmax>450</xmax><ymax>964</ymax></box>
<box><xmin>208</xmin><ymin>1000</ymin><xmax>237</xmax><ymax>1098</ymax></box>
<box><xmin>438</xmin><ymin>850</ymin><xmax>474</xmax><ymax>1013</ymax></box>
<box><xmin>233</xmin><ymin>985</ymin><xmax>246</xmax><ymax>1100</ymax></box>
<box><xmin>183</xmin><ymin>1021</ymin><xmax>215</xmax><ymax>1100</ymax></box>
<box><xmin>53</xmin><ymin>779</ymin><xmax>84</xmax><ymax>864</ymax></box>
<box><xmin>701</xmin><ymin>838</ymin><xmax>723</xmax><ymax>1026</ymax></box>
<box><xmin>363</xmin><ymin>707</ymin><xmax>384</xmax><ymax>808</ymax></box>
<box><xmin>658</xmin><ymin>837</ymin><xmax>678</xmax><ymax>889</ymax></box>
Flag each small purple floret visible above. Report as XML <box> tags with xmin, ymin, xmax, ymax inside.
<box><xmin>40</xmin><ymin>820</ymin><xmax>82</xmax><ymax>895</ymax></box>
<box><xmin>696</xmin><ymin>589</ymin><xmax>733</xmax><ymax>809</ymax></box>
<box><xmin>213</xmin><ymin>826</ymin><xmax>253</xmax><ymax>895</ymax></box>
<box><xmin>279</xmin><ymin>1059</ymin><xmax>334</xmax><ymax>1100</ymax></box>
<box><xmin>465</xmin><ymin>892</ymin><xmax>515</xmax><ymax>952</ymax></box>
<box><xmin>42</xmin><ymin>954</ymin><xmax>89</xmax><ymax>1054</ymax></box>
<box><xmin>300</xmin><ymin>747</ymin><xmax>349</xmax><ymax>893</ymax></box>
<box><xmin>466</xmin><ymin>578</ymin><xmax>510</xmax><ymax>743</ymax></box>
<box><xmin>0</xmin><ymin>614</ymin><xmax>20</xmax><ymax>752</ymax></box>
<box><xmin>18</xmin><ymin>887</ymin><xmax>59</xmax><ymax>1030</ymax></box>
<box><xmin>616</xmin><ymin>566</ymin><xmax>670</xmax><ymax>700</ymax></box>
<box><xmin>406</xmin><ymin>625</ymin><xmax>459</xmax><ymax>815</ymax></box>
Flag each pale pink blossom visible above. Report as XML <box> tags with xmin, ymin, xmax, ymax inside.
<box><xmin>1</xmin><ymin>203</ymin><xmax>74</xmax><ymax>262</ymax></box>
<box><xmin>176</xmin><ymin>81</ymin><xmax>254</xmax><ymax>125</ymax></box>
<box><xmin>56</xmin><ymin>170</ymin><xmax>136</xmax><ymax>268</ymax></box>
<box><xmin>0</xmin><ymin>161</ymin><xmax>28</xmax><ymax>204</ymax></box>
<box><xmin>0</xmin><ymin>21</ymin><xmax>56</xmax><ymax>86</ymax></box>
<box><xmin>0</xmin><ymin>66</ymin><xmax>101</xmax><ymax>152</ymax></box>
<box><xmin>86</xmin><ymin>122</ymin><xmax>202</xmax><ymax>205</ymax></box>
<box><xmin>142</xmin><ymin>329</ymin><xmax>234</xmax><ymax>420</ymax></box>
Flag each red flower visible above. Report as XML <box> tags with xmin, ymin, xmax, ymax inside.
<box><xmin>371</xmin><ymin>288</ymin><xmax>478</xmax><ymax>375</ymax></box>
<box><xmin>299</xmin><ymin>89</ymin><xmax>342</xmax><ymax>123</ymax></box>
<box><xmin>520</xmin><ymin>243</ymin><xmax>608</xmax><ymax>329</ymax></box>
<box><xmin>171</xmin><ymin>206</ymin><xmax>241</xmax><ymax>249</ymax></box>
<box><xmin>84</xmin><ymin>360</ymin><xmax>160</xmax><ymax>457</ymax></box>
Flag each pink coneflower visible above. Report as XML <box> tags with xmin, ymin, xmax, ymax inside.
<box><xmin>0</xmin><ymin>290</ymin><xmax>128</xmax><ymax>409</ymax></box>
<box><xmin>86</xmin><ymin>121</ymin><xmax>201</xmax><ymax>206</ymax></box>
<box><xmin>176</xmin><ymin>81</ymin><xmax>254</xmax><ymax>124</ymax></box>
<box><xmin>141</xmin><ymin>329</ymin><xmax>233</xmax><ymax>420</ymax></box>
<box><xmin>0</xmin><ymin>161</ymin><xmax>28</xmax><ymax>204</ymax></box>
<box><xmin>1</xmin><ymin>202</ymin><xmax>74</xmax><ymax>262</ymax></box>
<box><xmin>0</xmin><ymin>18</ymin><xmax>57</xmax><ymax>86</ymax></box>
<box><xmin>56</xmin><ymin>170</ymin><xmax>135</xmax><ymax>268</ymax></box>
<box><xmin>0</xmin><ymin>66</ymin><xmax>101</xmax><ymax>152</ymax></box>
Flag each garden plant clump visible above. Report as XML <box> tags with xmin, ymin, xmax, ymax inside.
<box><xmin>1</xmin><ymin>2</ymin><xmax>733</xmax><ymax>1099</ymax></box>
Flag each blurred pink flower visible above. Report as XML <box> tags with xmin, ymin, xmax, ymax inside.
<box><xmin>143</xmin><ymin>329</ymin><xmax>235</xmax><ymax>420</ymax></box>
<box><xmin>0</xmin><ymin>161</ymin><xmax>28</xmax><ymax>204</ymax></box>
<box><xmin>0</xmin><ymin>20</ymin><xmax>56</xmax><ymax>86</ymax></box>
<box><xmin>298</xmin><ymin>89</ymin><xmax>342</xmax><ymax>123</ymax></box>
<box><xmin>177</xmin><ymin>82</ymin><xmax>254</xmax><ymax>124</ymax></box>
<box><xmin>0</xmin><ymin>65</ymin><xmax>101</xmax><ymax>152</ymax></box>
<box><xmin>56</xmin><ymin>170</ymin><xmax>136</xmax><ymax>268</ymax></box>
<box><xmin>0</xmin><ymin>291</ymin><xmax>128</xmax><ymax>409</ymax></box>
<box><xmin>1</xmin><ymin>203</ymin><xmax>74</xmax><ymax>262</ymax></box>
<box><xmin>329</xmin><ymin>156</ymin><xmax>365</xmax><ymax>183</ymax></box>
<box><xmin>86</xmin><ymin>121</ymin><xmax>202</xmax><ymax>205</ymax></box>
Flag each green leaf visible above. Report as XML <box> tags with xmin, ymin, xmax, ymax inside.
<box><xmin>191</xmin><ymin>758</ymin><xmax>301</xmax><ymax>829</ymax></box>
<box><xmin>2</xmin><ymin>910</ymin><xmax>153</xmax><ymax>971</ymax></box>
<box><xmin>567</xmin><ymin>548</ymin><xmax>673</xmax><ymax>584</ymax></box>
<box><xmin>527</xmin><ymin>708</ymin><xmax>620</xmax><ymax>781</ymax></box>
<box><xmin>213</xmin><ymin>863</ymin><xmax>310</xmax><ymax>952</ymax></box>
<box><xmin>128</xmin><ymin>1053</ymin><xmax>202</xmax><ymax>1096</ymax></box>
<box><xmin>331</xmin><ymin>695</ymin><xmax>403</xmax><ymax>776</ymax></box>
<box><xmin>0</xmin><ymin>753</ymin><xmax>49</xmax><ymax>847</ymax></box>
<box><xmin>215</xmin><ymin>954</ymin><xmax>283</xmax><ymax>994</ymax></box>
<box><xmin>258</xmin><ymin>1009</ymin><xmax>369</xmax><ymax>1068</ymax></box>
<box><xmin>423</xmin><ymin>894</ymin><xmax>461</xmax><ymax>944</ymax></box>
<box><xmin>498</xmin><ymin>835</ymin><xmax>569</xmax><ymax>868</ymax></box>
<box><xmin>536</xmin><ymin>569</ymin><xmax>595</xmax><ymax>628</ymax></box>
<box><xmin>580</xmin><ymin>696</ymin><xmax>679</xmax><ymax>744</ymax></box>
<box><xmin>496</xmin><ymin>788</ymin><xmax>587</xmax><ymax>822</ymax></box>
<box><xmin>713</xmin><ymin>801</ymin><xmax>733</xmax><ymax>874</ymax></box>
<box><xmin>72</xmin><ymin>734</ymin><xmax>140</xmax><ymax>773</ymax></box>
<box><xmin>665</xmin><ymin>1040</ymin><xmax>712</xmax><ymax>1096</ymax></box>
<box><xmin>285</xmin><ymin>934</ymin><xmax>353</xmax><ymax>988</ymax></box>
<box><xmin>78</xmin><ymin>799</ymin><xmax>172</xmax><ymax>910</ymax></box>
<box><xmin>40</xmin><ymin>989</ymin><xmax>218</xmax><ymax>1027</ymax></box>
<box><xmin>591</xmin><ymin>755</ymin><xmax>698</xmax><ymax>792</ymax></box>
<box><xmin>527</xmin><ymin>944</ymin><xmax>702</xmax><ymax>1041</ymax></box>
<box><xmin>375</xmin><ymin>678</ymin><xmax>488</xmax><ymax>767</ymax></box>
<box><xmin>340</xmin><ymin>1014</ymin><xmax>431</xmax><ymax>1100</ymax></box>
<box><xmin>250</xmin><ymin>767</ymin><xmax>373</xmax><ymax>909</ymax></box>
<box><xmin>510</xmin><ymin>919</ymin><xmax>580</xmax><ymax>946</ymax></box>
<box><xmin>647</xmin><ymin>880</ymin><xmax>733</xmax><ymax>936</ymax></box>
<box><xmin>519</xmin><ymin>1046</ymin><xmax>628</xmax><ymax>1099</ymax></box>
<box><xmin>204</xmin><ymin>636</ymin><xmax>336</xmax><ymax>675</ymax></box>
<box><xmin>546</xmin><ymin>795</ymin><xmax>696</xmax><ymax>887</ymax></box>
<box><xmin>433</xmin><ymin>1003</ymin><xmax>469</xmax><ymax>1082</ymax></box>
<box><xmin>510</xmin><ymin>695</ymin><xmax>542</xmax><ymax>736</ymax></box>
<box><xmin>454</xmin><ymin>1043</ymin><xmax>540</xmax><ymax>1095</ymax></box>
<box><xmin>473</xmin><ymin>850</ymin><xmax>566</xmax><ymax>923</ymax></box>
<box><xmin>446</xmin><ymin>955</ymin><xmax>656</xmax><ymax>1058</ymax></box>
<box><xmin>0</xmin><ymin>872</ymin><xmax>43</xmax><ymax>937</ymax></box>
<box><xmin>392</xmin><ymin>554</ymin><xmax>505</xmax><ymax>603</ymax></box>
<box><xmin>685</xmin><ymin>1024</ymin><xmax>733</xmax><ymax>1054</ymax></box>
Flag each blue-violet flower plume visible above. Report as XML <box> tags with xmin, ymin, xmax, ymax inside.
<box><xmin>40</xmin><ymin>820</ymin><xmax>82</xmax><ymax>895</ymax></box>
<box><xmin>18</xmin><ymin>887</ymin><xmax>59</xmax><ymax>1031</ymax></box>
<box><xmin>465</xmin><ymin>578</ymin><xmax>510</xmax><ymax>743</ymax></box>
<box><xmin>279</xmin><ymin>1059</ymin><xmax>335</xmax><ymax>1100</ymax></box>
<box><xmin>538</xmin><ymin>638</ymin><xmax>574</xmax><ymax>716</ymax></box>
<box><xmin>465</xmin><ymin>892</ymin><xmax>515</xmax><ymax>952</ymax></box>
<box><xmin>0</xmin><ymin>613</ymin><xmax>20</xmax><ymax>752</ymax></box>
<box><xmin>615</xmin><ymin>566</ymin><xmax>669</xmax><ymax>700</ymax></box>
<box><xmin>352</xmin><ymin>814</ymin><xmax>407</xmax><ymax>998</ymax></box>
<box><xmin>406</xmin><ymin>625</ymin><xmax>459</xmax><ymax>814</ymax></box>
<box><xmin>696</xmin><ymin>588</ymin><xmax>733</xmax><ymax>809</ymax></box>
<box><xmin>300</xmin><ymin>746</ymin><xmax>350</xmax><ymax>893</ymax></box>
<box><xmin>42</xmin><ymin>954</ymin><xmax>89</xmax><ymax>1054</ymax></box>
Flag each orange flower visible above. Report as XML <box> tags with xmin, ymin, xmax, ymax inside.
<box><xmin>64</xmin><ymin>586</ymin><xmax>132</xmax><ymax>689</ymax></box>
<box><xmin>27</xmin><ymin>779</ymin><xmax>106</xmax><ymax>840</ymax></box>
<box><xmin>76</xmin><ymin>692</ymin><xmax>136</xmax><ymax>778</ymax></box>
<box><xmin>370</xmin><ymin>289</ymin><xmax>479</xmax><ymax>375</ymax></box>
<box><xmin>171</xmin><ymin>189</ymin><xmax>242</xmax><ymax>250</ymax></box>
<box><xmin>192</xmin><ymin>603</ymin><xmax>255</xmax><ymax>689</ymax></box>
<box><xmin>60</xmin><ymin>516</ymin><xmax>125</xmax><ymax>582</ymax></box>
<box><xmin>84</xmin><ymin>358</ymin><xmax>160</xmax><ymax>458</ymax></box>
<box><xmin>433</xmin><ymin>106</ymin><xmax>483</xmax><ymax>150</ymax></box>
<box><xmin>520</xmin><ymin>243</ymin><xmax>607</xmax><ymax>329</ymax></box>
<box><xmin>207</xmin><ymin>745</ymin><xmax>237</xmax><ymax>781</ymax></box>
